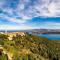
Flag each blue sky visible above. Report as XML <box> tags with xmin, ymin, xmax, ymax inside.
<box><xmin>0</xmin><ymin>0</ymin><xmax>60</xmax><ymax>30</ymax></box>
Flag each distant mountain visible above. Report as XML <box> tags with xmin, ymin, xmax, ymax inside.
<box><xmin>1</xmin><ymin>29</ymin><xmax>60</xmax><ymax>34</ymax></box>
<box><xmin>26</xmin><ymin>29</ymin><xmax>60</xmax><ymax>34</ymax></box>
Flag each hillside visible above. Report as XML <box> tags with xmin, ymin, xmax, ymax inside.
<box><xmin>0</xmin><ymin>32</ymin><xmax>60</xmax><ymax>60</ymax></box>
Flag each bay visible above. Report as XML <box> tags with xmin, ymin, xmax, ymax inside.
<box><xmin>38</xmin><ymin>34</ymin><xmax>60</xmax><ymax>40</ymax></box>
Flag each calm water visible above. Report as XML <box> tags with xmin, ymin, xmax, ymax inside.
<box><xmin>38</xmin><ymin>34</ymin><xmax>60</xmax><ymax>40</ymax></box>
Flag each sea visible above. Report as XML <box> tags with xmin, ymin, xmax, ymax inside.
<box><xmin>38</xmin><ymin>34</ymin><xmax>60</xmax><ymax>40</ymax></box>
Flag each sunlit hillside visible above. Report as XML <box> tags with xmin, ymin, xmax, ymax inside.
<box><xmin>0</xmin><ymin>32</ymin><xmax>60</xmax><ymax>60</ymax></box>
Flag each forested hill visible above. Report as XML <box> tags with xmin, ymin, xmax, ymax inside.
<box><xmin>0</xmin><ymin>33</ymin><xmax>60</xmax><ymax>60</ymax></box>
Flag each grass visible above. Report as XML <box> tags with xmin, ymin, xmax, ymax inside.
<box><xmin>0</xmin><ymin>33</ymin><xmax>60</xmax><ymax>60</ymax></box>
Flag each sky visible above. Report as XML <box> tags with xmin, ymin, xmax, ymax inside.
<box><xmin>0</xmin><ymin>0</ymin><xmax>60</xmax><ymax>30</ymax></box>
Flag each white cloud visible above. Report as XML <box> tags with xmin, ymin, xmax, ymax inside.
<box><xmin>43</xmin><ymin>22</ymin><xmax>60</xmax><ymax>26</ymax></box>
<box><xmin>0</xmin><ymin>13</ymin><xmax>27</xmax><ymax>24</ymax></box>
<box><xmin>14</xmin><ymin>0</ymin><xmax>60</xmax><ymax>19</ymax></box>
<box><xmin>0</xmin><ymin>24</ymin><xmax>34</xmax><ymax>30</ymax></box>
<box><xmin>0</xmin><ymin>0</ymin><xmax>60</xmax><ymax>30</ymax></box>
<box><xmin>39</xmin><ymin>22</ymin><xmax>60</xmax><ymax>29</ymax></box>
<box><xmin>0</xmin><ymin>0</ymin><xmax>60</xmax><ymax>22</ymax></box>
<box><xmin>48</xmin><ymin>2</ymin><xmax>60</xmax><ymax>16</ymax></box>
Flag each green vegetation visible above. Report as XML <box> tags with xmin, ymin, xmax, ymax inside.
<box><xmin>0</xmin><ymin>33</ymin><xmax>60</xmax><ymax>60</ymax></box>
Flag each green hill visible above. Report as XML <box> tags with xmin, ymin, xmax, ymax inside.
<box><xmin>0</xmin><ymin>33</ymin><xmax>60</xmax><ymax>60</ymax></box>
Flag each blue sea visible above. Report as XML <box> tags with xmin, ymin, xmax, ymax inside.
<box><xmin>38</xmin><ymin>34</ymin><xmax>60</xmax><ymax>40</ymax></box>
